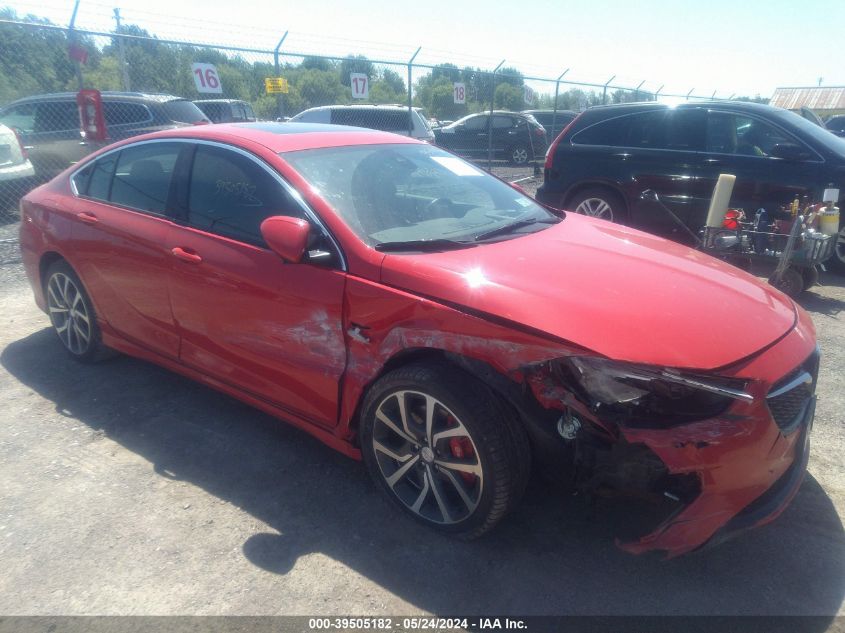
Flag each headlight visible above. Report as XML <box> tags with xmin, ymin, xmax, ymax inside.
<box><xmin>556</xmin><ymin>356</ymin><xmax>752</xmax><ymax>429</ymax></box>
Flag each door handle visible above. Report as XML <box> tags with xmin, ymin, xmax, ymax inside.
<box><xmin>611</xmin><ymin>152</ymin><xmax>631</xmax><ymax>159</ymax></box>
<box><xmin>171</xmin><ymin>247</ymin><xmax>202</xmax><ymax>264</ymax></box>
<box><xmin>76</xmin><ymin>211</ymin><xmax>98</xmax><ymax>225</ymax></box>
<box><xmin>704</xmin><ymin>158</ymin><xmax>722</xmax><ymax>165</ymax></box>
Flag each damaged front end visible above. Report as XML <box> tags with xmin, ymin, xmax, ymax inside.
<box><xmin>520</xmin><ymin>349</ymin><xmax>813</xmax><ymax>558</ymax></box>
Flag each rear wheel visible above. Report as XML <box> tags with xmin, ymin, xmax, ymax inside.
<box><xmin>508</xmin><ymin>144</ymin><xmax>530</xmax><ymax>166</ymax></box>
<box><xmin>569</xmin><ymin>187</ymin><xmax>628</xmax><ymax>224</ymax></box>
<box><xmin>359</xmin><ymin>363</ymin><xmax>530</xmax><ymax>539</ymax></box>
<box><xmin>44</xmin><ymin>260</ymin><xmax>107</xmax><ymax>362</ymax></box>
<box><xmin>802</xmin><ymin>266</ymin><xmax>820</xmax><ymax>290</ymax></box>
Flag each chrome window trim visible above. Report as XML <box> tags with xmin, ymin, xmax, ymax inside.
<box><xmin>67</xmin><ymin>137</ymin><xmax>348</xmax><ymax>271</ymax></box>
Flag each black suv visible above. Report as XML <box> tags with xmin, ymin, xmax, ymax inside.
<box><xmin>433</xmin><ymin>111</ymin><xmax>547</xmax><ymax>165</ymax></box>
<box><xmin>536</xmin><ymin>101</ymin><xmax>845</xmax><ymax>272</ymax></box>
<box><xmin>0</xmin><ymin>92</ymin><xmax>210</xmax><ymax>180</ymax></box>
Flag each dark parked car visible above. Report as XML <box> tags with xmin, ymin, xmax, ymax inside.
<box><xmin>0</xmin><ymin>92</ymin><xmax>210</xmax><ymax>180</ymax></box>
<box><xmin>433</xmin><ymin>111</ymin><xmax>547</xmax><ymax>165</ymax></box>
<box><xmin>522</xmin><ymin>109</ymin><xmax>577</xmax><ymax>140</ymax></box>
<box><xmin>537</xmin><ymin>101</ymin><xmax>845</xmax><ymax>273</ymax></box>
<box><xmin>193</xmin><ymin>99</ymin><xmax>257</xmax><ymax>123</ymax></box>
<box><xmin>826</xmin><ymin>115</ymin><xmax>845</xmax><ymax>138</ymax></box>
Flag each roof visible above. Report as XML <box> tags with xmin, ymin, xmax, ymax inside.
<box><xmin>148</xmin><ymin>122</ymin><xmax>420</xmax><ymax>153</ymax></box>
<box><xmin>4</xmin><ymin>91</ymin><xmax>185</xmax><ymax>106</ymax></box>
<box><xmin>770</xmin><ymin>87</ymin><xmax>845</xmax><ymax>111</ymax></box>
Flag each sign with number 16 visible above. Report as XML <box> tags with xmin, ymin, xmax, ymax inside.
<box><xmin>191</xmin><ymin>63</ymin><xmax>222</xmax><ymax>94</ymax></box>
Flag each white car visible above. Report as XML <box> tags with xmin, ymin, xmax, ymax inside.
<box><xmin>289</xmin><ymin>104</ymin><xmax>435</xmax><ymax>142</ymax></box>
<box><xmin>0</xmin><ymin>123</ymin><xmax>35</xmax><ymax>183</ymax></box>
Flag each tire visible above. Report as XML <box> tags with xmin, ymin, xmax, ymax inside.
<box><xmin>568</xmin><ymin>187</ymin><xmax>628</xmax><ymax>224</ymax></box>
<box><xmin>508</xmin><ymin>144</ymin><xmax>530</xmax><ymax>166</ymax></box>
<box><xmin>801</xmin><ymin>266</ymin><xmax>820</xmax><ymax>291</ymax></box>
<box><xmin>828</xmin><ymin>217</ymin><xmax>845</xmax><ymax>276</ymax></box>
<box><xmin>770</xmin><ymin>267</ymin><xmax>804</xmax><ymax>298</ymax></box>
<box><xmin>44</xmin><ymin>260</ymin><xmax>108</xmax><ymax>362</ymax></box>
<box><xmin>359</xmin><ymin>362</ymin><xmax>530</xmax><ymax>539</ymax></box>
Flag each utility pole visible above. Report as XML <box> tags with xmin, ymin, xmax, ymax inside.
<box><xmin>113</xmin><ymin>8</ymin><xmax>130</xmax><ymax>91</ymax></box>
<box><xmin>68</xmin><ymin>0</ymin><xmax>84</xmax><ymax>91</ymax></box>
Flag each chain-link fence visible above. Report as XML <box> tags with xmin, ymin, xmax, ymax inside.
<box><xmin>0</xmin><ymin>14</ymin><xmax>728</xmax><ymax>226</ymax></box>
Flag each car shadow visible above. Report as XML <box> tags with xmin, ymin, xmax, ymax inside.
<box><xmin>2</xmin><ymin>329</ymin><xmax>844</xmax><ymax>623</ymax></box>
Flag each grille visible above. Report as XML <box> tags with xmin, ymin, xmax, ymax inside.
<box><xmin>767</xmin><ymin>349</ymin><xmax>819</xmax><ymax>434</ymax></box>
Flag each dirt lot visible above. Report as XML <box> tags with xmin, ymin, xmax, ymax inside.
<box><xmin>0</xmin><ymin>215</ymin><xmax>844</xmax><ymax>624</ymax></box>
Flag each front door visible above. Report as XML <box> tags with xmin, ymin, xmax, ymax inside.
<box><xmin>166</xmin><ymin>143</ymin><xmax>347</xmax><ymax>427</ymax></box>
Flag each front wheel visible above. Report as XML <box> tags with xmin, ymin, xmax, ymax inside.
<box><xmin>359</xmin><ymin>363</ymin><xmax>530</xmax><ymax>539</ymax></box>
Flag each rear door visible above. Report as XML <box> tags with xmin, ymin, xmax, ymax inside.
<box><xmin>165</xmin><ymin>142</ymin><xmax>347</xmax><ymax>427</ymax></box>
<box><xmin>70</xmin><ymin>141</ymin><xmax>185</xmax><ymax>358</ymax></box>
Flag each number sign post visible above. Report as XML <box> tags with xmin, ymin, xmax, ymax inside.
<box><xmin>191</xmin><ymin>63</ymin><xmax>222</xmax><ymax>94</ymax></box>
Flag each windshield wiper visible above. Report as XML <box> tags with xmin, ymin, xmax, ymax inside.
<box><xmin>473</xmin><ymin>216</ymin><xmax>560</xmax><ymax>242</ymax></box>
<box><xmin>374</xmin><ymin>238</ymin><xmax>474</xmax><ymax>252</ymax></box>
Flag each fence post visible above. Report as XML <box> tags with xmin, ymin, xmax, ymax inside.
<box><xmin>602</xmin><ymin>75</ymin><xmax>616</xmax><ymax>105</ymax></box>
<box><xmin>487</xmin><ymin>59</ymin><xmax>505</xmax><ymax>171</ymax></box>
<box><xmin>634</xmin><ymin>80</ymin><xmax>645</xmax><ymax>102</ymax></box>
<box><xmin>113</xmin><ymin>9</ymin><xmax>130</xmax><ymax>91</ymax></box>
<box><xmin>273</xmin><ymin>31</ymin><xmax>288</xmax><ymax>120</ymax></box>
<box><xmin>68</xmin><ymin>0</ymin><xmax>84</xmax><ymax>91</ymax></box>
<box><xmin>551</xmin><ymin>68</ymin><xmax>569</xmax><ymax>142</ymax></box>
<box><xmin>686</xmin><ymin>88</ymin><xmax>694</xmax><ymax>101</ymax></box>
<box><xmin>655</xmin><ymin>85</ymin><xmax>664</xmax><ymax>102</ymax></box>
<box><xmin>407</xmin><ymin>47</ymin><xmax>421</xmax><ymax>137</ymax></box>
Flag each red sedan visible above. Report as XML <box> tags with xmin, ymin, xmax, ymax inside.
<box><xmin>19</xmin><ymin>122</ymin><xmax>818</xmax><ymax>556</ymax></box>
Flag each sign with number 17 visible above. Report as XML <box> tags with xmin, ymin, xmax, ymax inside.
<box><xmin>350</xmin><ymin>73</ymin><xmax>369</xmax><ymax>99</ymax></box>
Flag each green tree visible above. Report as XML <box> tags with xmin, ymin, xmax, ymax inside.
<box><xmin>339</xmin><ymin>54</ymin><xmax>373</xmax><ymax>86</ymax></box>
<box><xmin>494</xmin><ymin>83</ymin><xmax>523</xmax><ymax>111</ymax></box>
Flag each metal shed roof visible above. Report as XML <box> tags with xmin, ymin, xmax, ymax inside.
<box><xmin>770</xmin><ymin>87</ymin><xmax>845</xmax><ymax>111</ymax></box>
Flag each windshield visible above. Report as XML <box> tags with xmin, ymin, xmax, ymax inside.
<box><xmin>775</xmin><ymin>108</ymin><xmax>845</xmax><ymax>156</ymax></box>
<box><xmin>282</xmin><ymin>143</ymin><xmax>558</xmax><ymax>248</ymax></box>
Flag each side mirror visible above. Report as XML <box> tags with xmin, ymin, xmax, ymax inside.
<box><xmin>260</xmin><ymin>216</ymin><xmax>310</xmax><ymax>263</ymax></box>
<box><xmin>770</xmin><ymin>143</ymin><xmax>808</xmax><ymax>161</ymax></box>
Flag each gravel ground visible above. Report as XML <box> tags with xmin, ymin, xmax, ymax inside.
<box><xmin>0</xmin><ymin>215</ymin><xmax>843</xmax><ymax>624</ymax></box>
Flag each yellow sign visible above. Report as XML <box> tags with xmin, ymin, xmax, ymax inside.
<box><xmin>264</xmin><ymin>77</ymin><xmax>289</xmax><ymax>94</ymax></box>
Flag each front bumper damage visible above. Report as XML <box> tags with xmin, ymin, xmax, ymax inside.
<box><xmin>522</xmin><ymin>314</ymin><xmax>817</xmax><ymax>558</ymax></box>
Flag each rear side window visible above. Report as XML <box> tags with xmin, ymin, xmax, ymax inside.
<box><xmin>188</xmin><ymin>145</ymin><xmax>304</xmax><ymax>246</ymax></box>
<box><xmin>160</xmin><ymin>100</ymin><xmax>208</xmax><ymax>124</ymax></box>
<box><xmin>331</xmin><ymin>109</ymin><xmax>410</xmax><ymax>132</ymax></box>
<box><xmin>492</xmin><ymin>115</ymin><xmax>515</xmax><ymax>129</ymax></box>
<box><xmin>35</xmin><ymin>101</ymin><xmax>79</xmax><ymax>133</ymax></box>
<box><xmin>110</xmin><ymin>143</ymin><xmax>182</xmax><ymax>213</ymax></box>
<box><xmin>463</xmin><ymin>115</ymin><xmax>487</xmax><ymax>131</ymax></box>
<box><xmin>103</xmin><ymin>102</ymin><xmax>151</xmax><ymax>125</ymax></box>
<box><xmin>197</xmin><ymin>102</ymin><xmax>226</xmax><ymax>122</ymax></box>
<box><xmin>73</xmin><ymin>154</ymin><xmax>118</xmax><ymax>200</ymax></box>
<box><xmin>573</xmin><ymin>110</ymin><xmax>705</xmax><ymax>151</ymax></box>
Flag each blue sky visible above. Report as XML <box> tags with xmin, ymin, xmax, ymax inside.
<box><xmin>5</xmin><ymin>0</ymin><xmax>844</xmax><ymax>99</ymax></box>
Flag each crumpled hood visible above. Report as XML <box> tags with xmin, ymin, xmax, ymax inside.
<box><xmin>379</xmin><ymin>214</ymin><xmax>796</xmax><ymax>370</ymax></box>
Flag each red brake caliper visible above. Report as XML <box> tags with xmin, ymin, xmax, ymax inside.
<box><xmin>447</xmin><ymin>418</ymin><xmax>476</xmax><ymax>486</ymax></box>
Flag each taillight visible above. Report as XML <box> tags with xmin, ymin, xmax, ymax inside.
<box><xmin>544</xmin><ymin>114</ymin><xmax>581</xmax><ymax>170</ymax></box>
<box><xmin>11</xmin><ymin>128</ymin><xmax>28</xmax><ymax>159</ymax></box>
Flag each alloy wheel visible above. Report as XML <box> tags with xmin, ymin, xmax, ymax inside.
<box><xmin>511</xmin><ymin>147</ymin><xmax>529</xmax><ymax>165</ymax></box>
<box><xmin>575</xmin><ymin>197</ymin><xmax>614</xmax><ymax>220</ymax></box>
<box><xmin>47</xmin><ymin>272</ymin><xmax>92</xmax><ymax>356</ymax></box>
<box><xmin>371</xmin><ymin>390</ymin><xmax>482</xmax><ymax>525</ymax></box>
